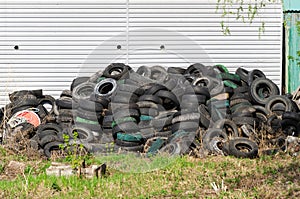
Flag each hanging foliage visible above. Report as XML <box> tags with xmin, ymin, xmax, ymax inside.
<box><xmin>216</xmin><ymin>0</ymin><xmax>279</xmax><ymax>35</ymax></box>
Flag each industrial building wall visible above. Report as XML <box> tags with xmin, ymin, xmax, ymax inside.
<box><xmin>0</xmin><ymin>0</ymin><xmax>282</xmax><ymax>106</ymax></box>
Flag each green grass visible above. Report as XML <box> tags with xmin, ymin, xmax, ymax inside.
<box><xmin>0</xmin><ymin>146</ymin><xmax>299</xmax><ymax>199</ymax></box>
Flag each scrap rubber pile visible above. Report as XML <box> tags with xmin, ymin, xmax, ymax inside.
<box><xmin>0</xmin><ymin>63</ymin><xmax>300</xmax><ymax>159</ymax></box>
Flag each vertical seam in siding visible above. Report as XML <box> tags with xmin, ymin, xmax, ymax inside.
<box><xmin>126</xmin><ymin>0</ymin><xmax>129</xmax><ymax>64</ymax></box>
<box><xmin>280</xmin><ymin>5</ymin><xmax>283</xmax><ymax>93</ymax></box>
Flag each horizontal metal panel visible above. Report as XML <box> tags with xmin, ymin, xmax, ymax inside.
<box><xmin>0</xmin><ymin>50</ymin><xmax>281</xmax><ymax>56</ymax></box>
<box><xmin>0</xmin><ymin>41</ymin><xmax>127</xmax><ymax>46</ymax></box>
<box><xmin>128</xmin><ymin>23</ymin><xmax>281</xmax><ymax>27</ymax></box>
<box><xmin>0</xmin><ymin>26</ymin><xmax>281</xmax><ymax>32</ymax></box>
<box><xmin>1</xmin><ymin>17</ymin><xmax>280</xmax><ymax>23</ymax></box>
<box><xmin>0</xmin><ymin>43</ymin><xmax>282</xmax><ymax>49</ymax></box>
<box><xmin>0</xmin><ymin>13</ymin><xmax>280</xmax><ymax>18</ymax></box>
<box><xmin>0</xmin><ymin>0</ymin><xmax>282</xmax><ymax>107</ymax></box>
<box><xmin>1</xmin><ymin>31</ymin><xmax>281</xmax><ymax>37</ymax></box>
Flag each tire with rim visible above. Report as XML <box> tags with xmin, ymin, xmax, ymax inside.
<box><xmin>94</xmin><ymin>78</ymin><xmax>117</xmax><ymax>99</ymax></box>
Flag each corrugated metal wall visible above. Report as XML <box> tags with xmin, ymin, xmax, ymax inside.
<box><xmin>0</xmin><ymin>0</ymin><xmax>282</xmax><ymax>106</ymax></box>
<box><xmin>285</xmin><ymin>12</ymin><xmax>300</xmax><ymax>93</ymax></box>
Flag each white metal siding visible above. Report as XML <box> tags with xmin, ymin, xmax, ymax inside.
<box><xmin>0</xmin><ymin>0</ymin><xmax>282</xmax><ymax>106</ymax></box>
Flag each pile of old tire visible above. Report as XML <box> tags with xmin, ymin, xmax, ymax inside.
<box><xmin>1</xmin><ymin>62</ymin><xmax>300</xmax><ymax>159</ymax></box>
<box><xmin>0</xmin><ymin>90</ymin><xmax>55</xmax><ymax>142</ymax></box>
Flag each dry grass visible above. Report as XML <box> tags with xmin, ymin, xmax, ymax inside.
<box><xmin>0</xmin><ymin>145</ymin><xmax>299</xmax><ymax>199</ymax></box>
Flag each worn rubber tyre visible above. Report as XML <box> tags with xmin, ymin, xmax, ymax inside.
<box><xmin>167</xmin><ymin>67</ymin><xmax>186</xmax><ymax>74</ymax></box>
<box><xmin>232</xmin><ymin>117</ymin><xmax>256</xmax><ymax>126</ymax></box>
<box><xmin>171</xmin><ymin>121</ymin><xmax>199</xmax><ymax>132</ymax></box>
<box><xmin>112</xmin><ymin>121</ymin><xmax>139</xmax><ymax>134</ymax></box>
<box><xmin>74</xmin><ymin>108</ymin><xmax>100</xmax><ymax>121</ymax></box>
<box><xmin>9</xmin><ymin>89</ymin><xmax>43</xmax><ymax>102</ymax></box>
<box><xmin>136</xmin><ymin>65</ymin><xmax>152</xmax><ymax>78</ymax></box>
<box><xmin>38</xmin><ymin>95</ymin><xmax>55</xmax><ymax>114</ymax></box>
<box><xmin>217</xmin><ymin>73</ymin><xmax>241</xmax><ymax>83</ymax></box>
<box><xmin>192</xmin><ymin>77</ymin><xmax>213</xmax><ymax>89</ymax></box>
<box><xmin>172</xmin><ymin>113</ymin><xmax>200</xmax><ymax>124</ymax></box>
<box><xmin>37</xmin><ymin>123</ymin><xmax>62</xmax><ymax>136</ymax></box>
<box><xmin>155</xmin><ymin>90</ymin><xmax>179</xmax><ymax>110</ymax></box>
<box><xmin>56</xmin><ymin>97</ymin><xmax>73</xmax><ymax>109</ymax></box>
<box><xmin>103</xmin><ymin>63</ymin><xmax>130</xmax><ymax>80</ymax></box>
<box><xmin>230</xmin><ymin>98</ymin><xmax>249</xmax><ymax>107</ymax></box>
<box><xmin>248</xmin><ymin>69</ymin><xmax>266</xmax><ymax>85</ymax></box>
<box><xmin>40</xmin><ymin>134</ymin><xmax>63</xmax><ymax>148</ymax></box>
<box><xmin>111</xmin><ymin>91</ymin><xmax>138</xmax><ymax>104</ymax></box>
<box><xmin>12</xmin><ymin>95</ymin><xmax>39</xmax><ymax>108</ymax></box>
<box><xmin>94</xmin><ymin>78</ymin><xmax>117</xmax><ymax>98</ymax></box>
<box><xmin>213</xmin><ymin>119</ymin><xmax>239</xmax><ymax>137</ymax></box>
<box><xmin>36</xmin><ymin>104</ymin><xmax>49</xmax><ymax>119</ymax></box>
<box><xmin>37</xmin><ymin>129</ymin><xmax>58</xmax><ymax>140</ymax></box>
<box><xmin>115</xmin><ymin>139</ymin><xmax>142</xmax><ymax>147</ymax></box>
<box><xmin>282</xmin><ymin>112</ymin><xmax>300</xmax><ymax>121</ymax></box>
<box><xmin>182</xmin><ymin>94</ymin><xmax>206</xmax><ymax>105</ymax></box>
<box><xmin>116</xmin><ymin>144</ymin><xmax>144</xmax><ymax>152</ymax></box>
<box><xmin>281</xmin><ymin>119</ymin><xmax>300</xmax><ymax>136</ymax></box>
<box><xmin>191</xmin><ymin>86</ymin><xmax>210</xmax><ymax>98</ymax></box>
<box><xmin>185</xmin><ymin>63</ymin><xmax>214</xmax><ymax>77</ymax></box>
<box><xmin>151</xmin><ymin>116</ymin><xmax>173</xmax><ymax>131</ymax></box>
<box><xmin>159</xmin><ymin>142</ymin><xmax>182</xmax><ymax>155</ymax></box>
<box><xmin>235</xmin><ymin>67</ymin><xmax>249</xmax><ymax>83</ymax></box>
<box><xmin>144</xmin><ymin>84</ymin><xmax>167</xmax><ymax>95</ymax></box>
<box><xmin>214</xmin><ymin>64</ymin><xmax>229</xmax><ymax>73</ymax></box>
<box><xmin>70</xmin><ymin>77</ymin><xmax>90</xmax><ymax>91</ymax></box>
<box><xmin>234</xmin><ymin>86</ymin><xmax>249</xmax><ymax>94</ymax></box>
<box><xmin>198</xmin><ymin>104</ymin><xmax>211</xmax><ymax>128</ymax></box>
<box><xmin>69</xmin><ymin>125</ymin><xmax>95</xmax><ymax>143</ymax></box>
<box><xmin>112</xmin><ymin>108</ymin><xmax>140</xmax><ymax>121</ymax></box>
<box><xmin>44</xmin><ymin>141</ymin><xmax>64</xmax><ymax>158</ymax></box>
<box><xmin>224</xmin><ymin>137</ymin><xmax>258</xmax><ymax>159</ymax></box>
<box><xmin>250</xmin><ymin>78</ymin><xmax>279</xmax><ymax>105</ymax></box>
<box><xmin>117</xmin><ymin>83</ymin><xmax>144</xmax><ymax>96</ymax></box>
<box><xmin>110</xmin><ymin>103</ymin><xmax>139</xmax><ymax>111</ymax></box>
<box><xmin>139</xmin><ymin>108</ymin><xmax>159</xmax><ymax>117</ymax></box>
<box><xmin>202</xmin><ymin>128</ymin><xmax>228</xmax><ymax>153</ymax></box>
<box><xmin>72</xmin><ymin>82</ymin><xmax>95</xmax><ymax>101</ymax></box>
<box><xmin>112</xmin><ymin>117</ymin><xmax>137</xmax><ymax>128</ymax></box>
<box><xmin>149</xmin><ymin>65</ymin><xmax>168</xmax><ymax>82</ymax></box>
<box><xmin>60</xmin><ymin>90</ymin><xmax>72</xmax><ymax>98</ymax></box>
<box><xmin>265</xmin><ymin>95</ymin><xmax>293</xmax><ymax>116</ymax></box>
<box><xmin>138</xmin><ymin>95</ymin><xmax>163</xmax><ymax>105</ymax></box>
<box><xmin>77</xmin><ymin>99</ymin><xmax>104</xmax><ymax>112</ymax></box>
<box><xmin>137</xmin><ymin>101</ymin><xmax>161</xmax><ymax>110</ymax></box>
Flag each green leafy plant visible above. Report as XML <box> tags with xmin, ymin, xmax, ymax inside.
<box><xmin>217</xmin><ymin>0</ymin><xmax>300</xmax><ymax>72</ymax></box>
<box><xmin>59</xmin><ymin>131</ymin><xmax>88</xmax><ymax>169</ymax></box>
<box><xmin>216</xmin><ymin>0</ymin><xmax>278</xmax><ymax>35</ymax></box>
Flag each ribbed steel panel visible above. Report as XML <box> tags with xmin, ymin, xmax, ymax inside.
<box><xmin>0</xmin><ymin>0</ymin><xmax>127</xmax><ymax>106</ymax></box>
<box><xmin>0</xmin><ymin>0</ymin><xmax>282</xmax><ymax>106</ymax></box>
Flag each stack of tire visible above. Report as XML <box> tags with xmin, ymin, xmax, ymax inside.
<box><xmin>2</xmin><ymin>90</ymin><xmax>55</xmax><ymax>139</ymax></box>
<box><xmin>33</xmin><ymin>123</ymin><xmax>64</xmax><ymax>158</ymax></box>
<box><xmin>54</xmin><ymin>89</ymin><xmax>74</xmax><ymax>127</ymax></box>
<box><xmin>1</xmin><ymin>62</ymin><xmax>300</xmax><ymax>159</ymax></box>
<box><xmin>111</xmin><ymin>83</ymin><xmax>144</xmax><ymax>152</ymax></box>
<box><xmin>281</xmin><ymin>111</ymin><xmax>300</xmax><ymax>137</ymax></box>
